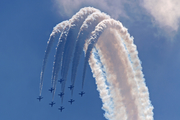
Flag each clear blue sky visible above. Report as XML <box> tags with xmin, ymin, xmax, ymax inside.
<box><xmin>0</xmin><ymin>0</ymin><xmax>180</xmax><ymax>120</ymax></box>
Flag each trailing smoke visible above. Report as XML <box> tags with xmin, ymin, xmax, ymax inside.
<box><xmin>39</xmin><ymin>7</ymin><xmax>153</xmax><ymax>120</ymax></box>
<box><xmin>71</xmin><ymin>12</ymin><xmax>110</xmax><ymax>89</ymax></box>
<box><xmin>51</xmin><ymin>23</ymin><xmax>71</xmax><ymax>99</ymax></box>
<box><xmin>40</xmin><ymin>21</ymin><xmax>68</xmax><ymax>96</ymax></box>
<box><xmin>47</xmin><ymin>7</ymin><xmax>101</xmax><ymax>98</ymax></box>
<box><xmin>84</xmin><ymin>19</ymin><xmax>154</xmax><ymax>119</ymax></box>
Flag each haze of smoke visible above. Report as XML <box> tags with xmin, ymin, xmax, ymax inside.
<box><xmin>71</xmin><ymin>12</ymin><xmax>110</xmax><ymax>90</ymax></box>
<box><xmin>55</xmin><ymin>0</ymin><xmax>180</xmax><ymax>36</ymax></box>
<box><xmin>54</xmin><ymin>0</ymin><xmax>127</xmax><ymax>18</ymax></box>
<box><xmin>39</xmin><ymin>21</ymin><xmax>68</xmax><ymax>96</ymax></box>
<box><xmin>142</xmin><ymin>0</ymin><xmax>180</xmax><ymax>32</ymax></box>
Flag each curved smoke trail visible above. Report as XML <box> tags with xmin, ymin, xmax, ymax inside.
<box><xmin>50</xmin><ymin>7</ymin><xmax>100</xmax><ymax>98</ymax></box>
<box><xmin>117</xmin><ymin>24</ymin><xmax>154</xmax><ymax>119</ymax></box>
<box><xmin>83</xmin><ymin>19</ymin><xmax>153</xmax><ymax>119</ymax></box>
<box><xmin>71</xmin><ymin>12</ymin><xmax>110</xmax><ymax>90</ymax></box>
<box><xmin>60</xmin><ymin>7</ymin><xmax>100</xmax><ymax>95</ymax></box>
<box><xmin>82</xmin><ymin>19</ymin><xmax>107</xmax><ymax>89</ymax></box>
<box><xmin>40</xmin><ymin>7</ymin><xmax>153</xmax><ymax>120</ymax></box>
<box><xmin>90</xmin><ymin>48</ymin><xmax>115</xmax><ymax>119</ymax></box>
<box><xmin>51</xmin><ymin>23</ymin><xmax>71</xmax><ymax>99</ymax></box>
<box><xmin>39</xmin><ymin>21</ymin><xmax>68</xmax><ymax>96</ymax></box>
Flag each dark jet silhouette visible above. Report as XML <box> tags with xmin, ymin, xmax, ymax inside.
<box><xmin>49</xmin><ymin>101</ymin><xmax>55</xmax><ymax>107</ymax></box>
<box><xmin>68</xmin><ymin>85</ymin><xmax>74</xmax><ymax>90</ymax></box>
<box><xmin>68</xmin><ymin>99</ymin><xmax>75</xmax><ymax>104</ymax></box>
<box><xmin>58</xmin><ymin>92</ymin><xmax>64</xmax><ymax>98</ymax></box>
<box><xmin>58</xmin><ymin>79</ymin><xmax>64</xmax><ymax>84</ymax></box>
<box><xmin>37</xmin><ymin>96</ymin><xmax>43</xmax><ymax>101</ymax></box>
<box><xmin>49</xmin><ymin>88</ymin><xmax>54</xmax><ymax>93</ymax></box>
<box><xmin>79</xmin><ymin>91</ymin><xmax>85</xmax><ymax>97</ymax></box>
<box><xmin>58</xmin><ymin>106</ymin><xmax>65</xmax><ymax>112</ymax></box>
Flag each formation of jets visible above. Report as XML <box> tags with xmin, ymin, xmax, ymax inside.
<box><xmin>38</xmin><ymin>80</ymin><xmax>86</xmax><ymax>112</ymax></box>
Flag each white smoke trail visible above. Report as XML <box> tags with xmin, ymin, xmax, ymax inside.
<box><xmin>39</xmin><ymin>21</ymin><xmax>68</xmax><ymax>96</ymax></box>
<box><xmin>96</xmin><ymin>28</ymin><xmax>140</xmax><ymax>120</ymax></box>
<box><xmin>84</xmin><ymin>19</ymin><xmax>153</xmax><ymax>119</ymax></box>
<box><xmin>60</xmin><ymin>7</ymin><xmax>100</xmax><ymax>94</ymax></box>
<box><xmin>82</xmin><ymin>19</ymin><xmax>107</xmax><ymax>89</ymax></box>
<box><xmin>71</xmin><ymin>12</ymin><xmax>110</xmax><ymax>89</ymax></box>
<box><xmin>117</xmin><ymin>24</ymin><xmax>154</xmax><ymax>119</ymax></box>
<box><xmin>89</xmin><ymin>49</ymin><xmax>115</xmax><ymax>120</ymax></box>
<box><xmin>51</xmin><ymin>23</ymin><xmax>71</xmax><ymax>100</ymax></box>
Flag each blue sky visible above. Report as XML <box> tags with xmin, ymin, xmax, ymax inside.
<box><xmin>0</xmin><ymin>0</ymin><xmax>180</xmax><ymax>120</ymax></box>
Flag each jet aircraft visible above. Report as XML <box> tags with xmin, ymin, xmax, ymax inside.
<box><xmin>49</xmin><ymin>87</ymin><xmax>54</xmax><ymax>93</ymax></box>
<box><xmin>58</xmin><ymin>79</ymin><xmax>64</xmax><ymax>84</ymax></box>
<box><xmin>58</xmin><ymin>106</ymin><xmax>65</xmax><ymax>112</ymax></box>
<box><xmin>58</xmin><ymin>92</ymin><xmax>64</xmax><ymax>98</ymax></box>
<box><xmin>68</xmin><ymin>85</ymin><xmax>74</xmax><ymax>90</ymax></box>
<box><xmin>49</xmin><ymin>101</ymin><xmax>55</xmax><ymax>107</ymax></box>
<box><xmin>68</xmin><ymin>99</ymin><xmax>75</xmax><ymax>104</ymax></box>
<box><xmin>79</xmin><ymin>91</ymin><xmax>85</xmax><ymax>97</ymax></box>
<box><xmin>37</xmin><ymin>96</ymin><xmax>43</xmax><ymax>101</ymax></box>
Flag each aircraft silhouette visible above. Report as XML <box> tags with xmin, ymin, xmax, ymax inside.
<box><xmin>79</xmin><ymin>91</ymin><xmax>85</xmax><ymax>97</ymax></box>
<box><xmin>49</xmin><ymin>101</ymin><xmax>55</xmax><ymax>107</ymax></box>
<box><xmin>68</xmin><ymin>99</ymin><xmax>75</xmax><ymax>104</ymax></box>
<box><xmin>37</xmin><ymin>96</ymin><xmax>43</xmax><ymax>101</ymax></box>
<box><xmin>58</xmin><ymin>106</ymin><xmax>65</xmax><ymax>112</ymax></box>
<box><xmin>68</xmin><ymin>85</ymin><xmax>74</xmax><ymax>90</ymax></box>
<box><xmin>58</xmin><ymin>79</ymin><xmax>64</xmax><ymax>84</ymax></box>
<box><xmin>49</xmin><ymin>88</ymin><xmax>54</xmax><ymax>93</ymax></box>
<box><xmin>58</xmin><ymin>92</ymin><xmax>64</xmax><ymax>98</ymax></box>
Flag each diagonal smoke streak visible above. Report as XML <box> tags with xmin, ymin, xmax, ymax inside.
<box><xmin>39</xmin><ymin>21</ymin><xmax>68</xmax><ymax>96</ymax></box>
<box><xmin>71</xmin><ymin>12</ymin><xmax>110</xmax><ymax>90</ymax></box>
<box><xmin>51</xmin><ymin>23</ymin><xmax>71</xmax><ymax>100</ymax></box>
<box><xmin>60</xmin><ymin>7</ymin><xmax>100</xmax><ymax>95</ymax></box>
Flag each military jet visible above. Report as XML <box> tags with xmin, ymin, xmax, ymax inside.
<box><xmin>58</xmin><ymin>92</ymin><xmax>64</xmax><ymax>98</ymax></box>
<box><xmin>49</xmin><ymin>88</ymin><xmax>54</xmax><ymax>93</ymax></box>
<box><xmin>68</xmin><ymin>85</ymin><xmax>74</xmax><ymax>90</ymax></box>
<box><xmin>58</xmin><ymin>106</ymin><xmax>65</xmax><ymax>112</ymax></box>
<box><xmin>49</xmin><ymin>101</ymin><xmax>55</xmax><ymax>107</ymax></box>
<box><xmin>58</xmin><ymin>79</ymin><xmax>64</xmax><ymax>84</ymax></box>
<box><xmin>68</xmin><ymin>99</ymin><xmax>75</xmax><ymax>104</ymax></box>
<box><xmin>37</xmin><ymin>96</ymin><xmax>43</xmax><ymax>101</ymax></box>
<box><xmin>79</xmin><ymin>91</ymin><xmax>85</xmax><ymax>97</ymax></box>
